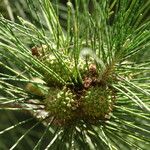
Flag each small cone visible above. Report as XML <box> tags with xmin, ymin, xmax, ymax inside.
<box><xmin>82</xmin><ymin>86</ymin><xmax>112</xmax><ymax>119</ymax></box>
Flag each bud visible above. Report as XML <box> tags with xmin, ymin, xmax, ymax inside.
<box><xmin>25</xmin><ymin>78</ymin><xmax>46</xmax><ymax>96</ymax></box>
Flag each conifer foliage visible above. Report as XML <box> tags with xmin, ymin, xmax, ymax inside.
<box><xmin>0</xmin><ymin>0</ymin><xmax>150</xmax><ymax>149</ymax></box>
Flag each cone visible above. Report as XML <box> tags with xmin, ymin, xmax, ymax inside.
<box><xmin>44</xmin><ymin>87</ymin><xmax>76</xmax><ymax>121</ymax></box>
<box><xmin>81</xmin><ymin>86</ymin><xmax>112</xmax><ymax>119</ymax></box>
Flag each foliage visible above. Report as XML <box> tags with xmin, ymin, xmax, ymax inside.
<box><xmin>0</xmin><ymin>0</ymin><xmax>150</xmax><ymax>149</ymax></box>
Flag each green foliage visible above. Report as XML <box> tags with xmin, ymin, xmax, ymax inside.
<box><xmin>0</xmin><ymin>0</ymin><xmax>150</xmax><ymax>149</ymax></box>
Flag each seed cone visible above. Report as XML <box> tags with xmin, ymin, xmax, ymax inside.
<box><xmin>81</xmin><ymin>86</ymin><xmax>113</xmax><ymax>120</ymax></box>
<box><xmin>44</xmin><ymin>87</ymin><xmax>76</xmax><ymax>121</ymax></box>
<box><xmin>43</xmin><ymin>56</ymin><xmax>72</xmax><ymax>86</ymax></box>
<box><xmin>38</xmin><ymin>50</ymin><xmax>91</xmax><ymax>86</ymax></box>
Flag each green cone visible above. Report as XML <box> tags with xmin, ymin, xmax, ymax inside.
<box><xmin>44</xmin><ymin>87</ymin><xmax>76</xmax><ymax>121</ymax></box>
<box><xmin>81</xmin><ymin>86</ymin><xmax>113</xmax><ymax>119</ymax></box>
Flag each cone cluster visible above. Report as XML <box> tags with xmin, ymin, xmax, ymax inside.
<box><xmin>44</xmin><ymin>84</ymin><xmax>114</xmax><ymax>125</ymax></box>
<box><xmin>32</xmin><ymin>47</ymin><xmax>115</xmax><ymax>125</ymax></box>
